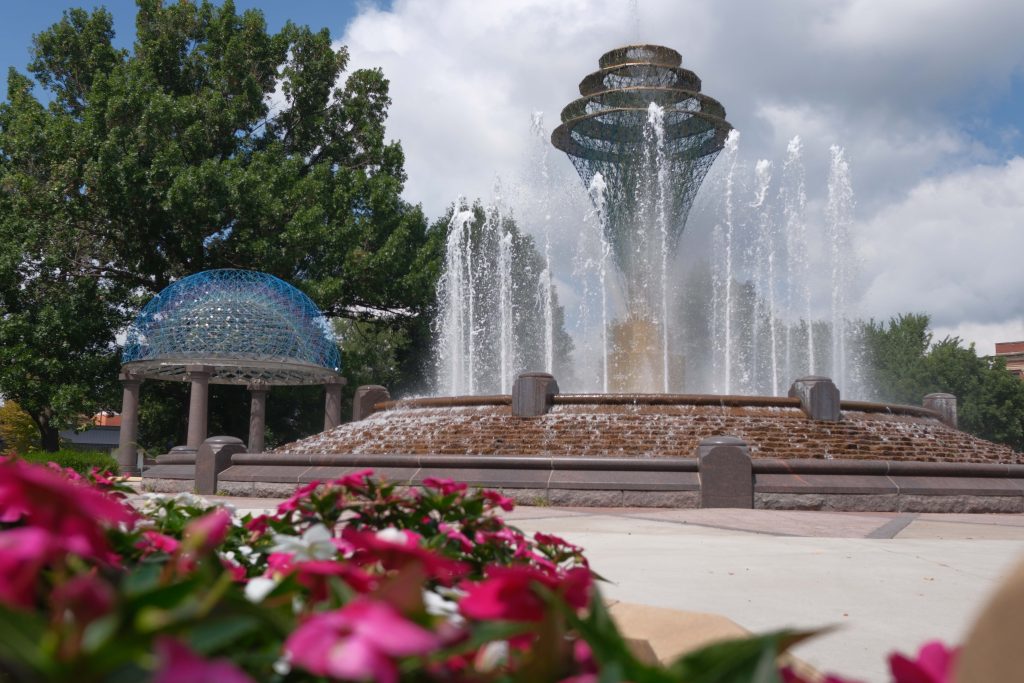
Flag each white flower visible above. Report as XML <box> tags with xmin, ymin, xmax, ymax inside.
<box><xmin>244</xmin><ymin>577</ymin><xmax>278</xmax><ymax>603</ymax></box>
<box><xmin>272</xmin><ymin>655</ymin><xmax>292</xmax><ymax>676</ymax></box>
<box><xmin>475</xmin><ymin>641</ymin><xmax>509</xmax><ymax>672</ymax></box>
<box><xmin>375</xmin><ymin>527</ymin><xmax>407</xmax><ymax>544</ymax></box>
<box><xmin>269</xmin><ymin>524</ymin><xmax>336</xmax><ymax>561</ymax></box>
<box><xmin>173</xmin><ymin>492</ymin><xmax>209</xmax><ymax>509</ymax></box>
<box><xmin>423</xmin><ymin>589</ymin><xmax>464</xmax><ymax>625</ymax></box>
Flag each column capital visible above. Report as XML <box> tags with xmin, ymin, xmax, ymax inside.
<box><xmin>118</xmin><ymin>370</ymin><xmax>143</xmax><ymax>384</ymax></box>
<box><xmin>185</xmin><ymin>364</ymin><xmax>214</xmax><ymax>380</ymax></box>
<box><xmin>324</xmin><ymin>375</ymin><xmax>348</xmax><ymax>387</ymax></box>
<box><xmin>247</xmin><ymin>381</ymin><xmax>270</xmax><ymax>394</ymax></box>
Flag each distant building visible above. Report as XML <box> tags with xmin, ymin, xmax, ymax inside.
<box><xmin>59</xmin><ymin>412</ymin><xmax>121</xmax><ymax>453</ymax></box>
<box><xmin>995</xmin><ymin>342</ymin><xmax>1024</xmax><ymax>378</ymax></box>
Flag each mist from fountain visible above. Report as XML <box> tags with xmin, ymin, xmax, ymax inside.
<box><xmin>433</xmin><ymin>45</ymin><xmax>865</xmax><ymax>399</ymax></box>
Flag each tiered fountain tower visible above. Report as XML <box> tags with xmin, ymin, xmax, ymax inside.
<box><xmin>552</xmin><ymin>44</ymin><xmax>732</xmax><ymax>391</ymax></box>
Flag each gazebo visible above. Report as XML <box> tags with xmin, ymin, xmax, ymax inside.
<box><xmin>116</xmin><ymin>269</ymin><xmax>345</xmax><ymax>474</ymax></box>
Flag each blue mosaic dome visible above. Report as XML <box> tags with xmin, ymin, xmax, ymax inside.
<box><xmin>122</xmin><ymin>269</ymin><xmax>341</xmax><ymax>385</ymax></box>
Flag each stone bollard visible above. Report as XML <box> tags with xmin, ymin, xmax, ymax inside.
<box><xmin>923</xmin><ymin>393</ymin><xmax>958</xmax><ymax>429</ymax></box>
<box><xmin>512</xmin><ymin>372</ymin><xmax>559</xmax><ymax>417</ymax></box>
<box><xmin>195</xmin><ymin>436</ymin><xmax>247</xmax><ymax>495</ymax></box>
<box><xmin>323</xmin><ymin>377</ymin><xmax>347</xmax><ymax>431</ymax></box>
<box><xmin>788</xmin><ymin>376</ymin><xmax>841</xmax><ymax>421</ymax></box>
<box><xmin>698</xmin><ymin>436</ymin><xmax>753</xmax><ymax>509</ymax></box>
<box><xmin>353</xmin><ymin>385</ymin><xmax>391</xmax><ymax>421</ymax></box>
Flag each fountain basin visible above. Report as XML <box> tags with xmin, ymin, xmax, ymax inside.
<box><xmin>274</xmin><ymin>394</ymin><xmax>1014</xmax><ymax>464</ymax></box>
<box><xmin>140</xmin><ymin>393</ymin><xmax>1023</xmax><ymax>512</ymax></box>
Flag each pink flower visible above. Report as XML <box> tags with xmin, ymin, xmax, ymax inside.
<box><xmin>343</xmin><ymin>528</ymin><xmax>468</xmax><ymax>585</ymax></box>
<box><xmin>135</xmin><ymin>531</ymin><xmax>180</xmax><ymax>556</ymax></box>
<box><xmin>482</xmin><ymin>490</ymin><xmax>515</xmax><ymax>511</ymax></box>
<box><xmin>438</xmin><ymin>523</ymin><xmax>475</xmax><ymax>552</ymax></box>
<box><xmin>888</xmin><ymin>641</ymin><xmax>958</xmax><ymax>683</ymax></box>
<box><xmin>460</xmin><ymin>565</ymin><xmax>592</xmax><ymax>622</ymax></box>
<box><xmin>152</xmin><ymin>637</ymin><xmax>256</xmax><ymax>683</ymax></box>
<box><xmin>0</xmin><ymin>459</ymin><xmax>134</xmax><ymax>560</ymax></box>
<box><xmin>221</xmin><ymin>557</ymin><xmax>248</xmax><ymax>582</ymax></box>
<box><xmin>277</xmin><ymin>481</ymin><xmax>321</xmax><ymax>514</ymax></box>
<box><xmin>244</xmin><ymin>514</ymin><xmax>270</xmax><ymax>534</ymax></box>
<box><xmin>423</xmin><ymin>477</ymin><xmax>467</xmax><ymax>496</ymax></box>
<box><xmin>294</xmin><ymin>560</ymin><xmax>377</xmax><ymax>600</ymax></box>
<box><xmin>51</xmin><ymin>571</ymin><xmax>115</xmax><ymax>628</ymax></box>
<box><xmin>184</xmin><ymin>508</ymin><xmax>232</xmax><ymax>553</ymax></box>
<box><xmin>331</xmin><ymin>469</ymin><xmax>374</xmax><ymax>490</ymax></box>
<box><xmin>0</xmin><ymin>527</ymin><xmax>54</xmax><ymax>608</ymax></box>
<box><xmin>285</xmin><ymin>598</ymin><xmax>440</xmax><ymax>683</ymax></box>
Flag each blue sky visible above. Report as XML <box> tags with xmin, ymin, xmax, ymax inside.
<box><xmin>0</xmin><ymin>1</ymin><xmax>367</xmax><ymax>97</ymax></box>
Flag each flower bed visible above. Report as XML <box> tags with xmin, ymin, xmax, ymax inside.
<box><xmin>0</xmin><ymin>456</ymin><xmax>953</xmax><ymax>682</ymax></box>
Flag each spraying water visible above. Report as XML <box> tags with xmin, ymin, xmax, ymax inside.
<box><xmin>827</xmin><ymin>145</ymin><xmax>855</xmax><ymax>390</ymax></box>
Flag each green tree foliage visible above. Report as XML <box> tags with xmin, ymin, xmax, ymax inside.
<box><xmin>0</xmin><ymin>1</ymin><xmax>441</xmax><ymax>449</ymax></box>
<box><xmin>863</xmin><ymin>313</ymin><xmax>1024</xmax><ymax>450</ymax></box>
<box><xmin>0</xmin><ymin>400</ymin><xmax>41</xmax><ymax>454</ymax></box>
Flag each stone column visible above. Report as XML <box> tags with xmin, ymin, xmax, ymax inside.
<box><xmin>697</xmin><ymin>435</ymin><xmax>753</xmax><ymax>509</ymax></box>
<box><xmin>512</xmin><ymin>372</ymin><xmax>560</xmax><ymax>417</ymax></box>
<box><xmin>923</xmin><ymin>393</ymin><xmax>958</xmax><ymax>429</ymax></box>
<box><xmin>185</xmin><ymin>365</ymin><xmax>213</xmax><ymax>450</ymax></box>
<box><xmin>353</xmin><ymin>385</ymin><xmax>390</xmax><ymax>421</ymax></box>
<box><xmin>116</xmin><ymin>371</ymin><xmax>143</xmax><ymax>475</ymax></box>
<box><xmin>788</xmin><ymin>376</ymin><xmax>841</xmax><ymax>421</ymax></box>
<box><xmin>247</xmin><ymin>382</ymin><xmax>269</xmax><ymax>453</ymax></box>
<box><xmin>195</xmin><ymin>436</ymin><xmax>247</xmax><ymax>496</ymax></box>
<box><xmin>323</xmin><ymin>377</ymin><xmax>347</xmax><ymax>431</ymax></box>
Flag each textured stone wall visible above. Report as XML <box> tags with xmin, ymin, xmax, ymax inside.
<box><xmin>275</xmin><ymin>403</ymin><xmax>1019</xmax><ymax>465</ymax></box>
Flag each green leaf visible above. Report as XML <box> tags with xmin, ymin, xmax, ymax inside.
<box><xmin>185</xmin><ymin>614</ymin><xmax>261</xmax><ymax>654</ymax></box>
<box><xmin>0</xmin><ymin>603</ymin><xmax>57</xmax><ymax>676</ymax></box>
<box><xmin>669</xmin><ymin>629</ymin><xmax>821</xmax><ymax>683</ymax></box>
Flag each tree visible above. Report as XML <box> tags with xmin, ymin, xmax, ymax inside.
<box><xmin>0</xmin><ymin>400</ymin><xmax>41</xmax><ymax>454</ymax></box>
<box><xmin>0</xmin><ymin>1</ymin><xmax>442</xmax><ymax>449</ymax></box>
<box><xmin>863</xmin><ymin>314</ymin><xmax>1024</xmax><ymax>450</ymax></box>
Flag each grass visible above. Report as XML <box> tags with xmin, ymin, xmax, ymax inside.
<box><xmin>19</xmin><ymin>449</ymin><xmax>120</xmax><ymax>476</ymax></box>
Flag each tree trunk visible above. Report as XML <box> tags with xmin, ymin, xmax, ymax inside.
<box><xmin>40</xmin><ymin>425</ymin><xmax>61</xmax><ymax>452</ymax></box>
<box><xmin>31</xmin><ymin>408</ymin><xmax>61</xmax><ymax>452</ymax></box>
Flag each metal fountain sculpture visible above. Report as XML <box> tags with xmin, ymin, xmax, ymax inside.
<box><xmin>551</xmin><ymin>44</ymin><xmax>732</xmax><ymax>391</ymax></box>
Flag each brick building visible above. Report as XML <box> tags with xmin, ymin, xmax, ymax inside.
<box><xmin>995</xmin><ymin>341</ymin><xmax>1024</xmax><ymax>378</ymax></box>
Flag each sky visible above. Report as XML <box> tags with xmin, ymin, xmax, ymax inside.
<box><xmin>3</xmin><ymin>0</ymin><xmax>1024</xmax><ymax>354</ymax></box>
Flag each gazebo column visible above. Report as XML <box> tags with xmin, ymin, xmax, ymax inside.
<box><xmin>323</xmin><ymin>377</ymin><xmax>347</xmax><ymax>431</ymax></box>
<box><xmin>185</xmin><ymin>365</ymin><xmax>213</xmax><ymax>450</ymax></box>
<box><xmin>248</xmin><ymin>382</ymin><xmax>269</xmax><ymax>453</ymax></box>
<box><xmin>116</xmin><ymin>371</ymin><xmax>143</xmax><ymax>475</ymax></box>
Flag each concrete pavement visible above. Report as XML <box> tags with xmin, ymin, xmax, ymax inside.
<box><xmin>203</xmin><ymin>496</ymin><xmax>1024</xmax><ymax>682</ymax></box>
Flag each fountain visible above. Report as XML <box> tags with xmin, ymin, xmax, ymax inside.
<box><xmin>551</xmin><ymin>44</ymin><xmax>732</xmax><ymax>392</ymax></box>
<box><xmin>144</xmin><ymin>45</ymin><xmax>1023</xmax><ymax>513</ymax></box>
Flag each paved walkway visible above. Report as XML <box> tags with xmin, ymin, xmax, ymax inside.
<box><xmin>206</xmin><ymin>497</ymin><xmax>1024</xmax><ymax>682</ymax></box>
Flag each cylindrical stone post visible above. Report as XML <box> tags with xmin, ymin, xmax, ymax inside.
<box><xmin>512</xmin><ymin>372</ymin><xmax>560</xmax><ymax>417</ymax></box>
<box><xmin>185</xmin><ymin>365</ymin><xmax>213</xmax><ymax>450</ymax></box>
<box><xmin>353</xmin><ymin>385</ymin><xmax>390</xmax><ymax>421</ymax></box>
<box><xmin>247</xmin><ymin>382</ymin><xmax>268</xmax><ymax>453</ymax></box>
<box><xmin>116</xmin><ymin>371</ymin><xmax>143</xmax><ymax>475</ymax></box>
<box><xmin>698</xmin><ymin>436</ymin><xmax>753</xmax><ymax>508</ymax></box>
<box><xmin>323</xmin><ymin>377</ymin><xmax>346</xmax><ymax>431</ymax></box>
<box><xmin>923</xmin><ymin>393</ymin><xmax>958</xmax><ymax>429</ymax></box>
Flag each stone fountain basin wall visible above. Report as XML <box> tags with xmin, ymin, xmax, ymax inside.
<box><xmin>142</xmin><ymin>394</ymin><xmax>1024</xmax><ymax>512</ymax></box>
<box><xmin>273</xmin><ymin>395</ymin><xmax>1018</xmax><ymax>465</ymax></box>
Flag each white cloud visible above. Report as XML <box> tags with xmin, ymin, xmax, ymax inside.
<box><xmin>858</xmin><ymin>157</ymin><xmax>1024</xmax><ymax>341</ymax></box>
<box><xmin>335</xmin><ymin>0</ymin><xmax>1024</xmax><ymax>352</ymax></box>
